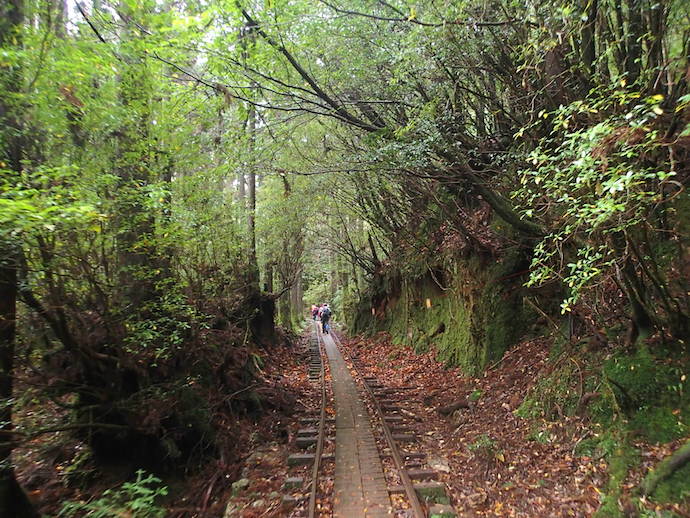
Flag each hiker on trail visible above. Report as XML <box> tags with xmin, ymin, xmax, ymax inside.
<box><xmin>320</xmin><ymin>303</ymin><xmax>332</xmax><ymax>334</ymax></box>
<box><xmin>311</xmin><ymin>304</ymin><xmax>318</xmax><ymax>320</ymax></box>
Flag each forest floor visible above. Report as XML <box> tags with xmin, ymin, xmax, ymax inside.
<box><xmin>14</xmin><ymin>334</ymin><xmax>311</xmax><ymax>518</ymax></box>
<box><xmin>16</xmin><ymin>328</ymin><xmax>686</xmax><ymax>517</ymax></box>
<box><xmin>215</xmin><ymin>334</ymin><xmax>317</xmax><ymax>517</ymax></box>
<box><xmin>345</xmin><ymin>333</ymin><xmax>602</xmax><ymax>517</ymax></box>
<box><xmin>346</xmin><ymin>332</ymin><xmax>690</xmax><ymax>518</ymax></box>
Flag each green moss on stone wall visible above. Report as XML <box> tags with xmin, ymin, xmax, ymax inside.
<box><xmin>353</xmin><ymin>249</ymin><xmax>532</xmax><ymax>374</ymax></box>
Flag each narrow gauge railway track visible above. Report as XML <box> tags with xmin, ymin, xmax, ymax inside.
<box><xmin>329</xmin><ymin>330</ymin><xmax>427</xmax><ymax>518</ymax></box>
<box><xmin>307</xmin><ymin>323</ymin><xmax>328</xmax><ymax>518</ymax></box>
<box><xmin>287</xmin><ymin>323</ymin><xmax>334</xmax><ymax>518</ymax></box>
<box><xmin>287</xmin><ymin>325</ymin><xmax>451</xmax><ymax>517</ymax></box>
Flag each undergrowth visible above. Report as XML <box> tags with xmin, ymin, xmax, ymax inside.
<box><xmin>59</xmin><ymin>470</ymin><xmax>168</xmax><ymax>518</ymax></box>
<box><xmin>517</xmin><ymin>342</ymin><xmax>690</xmax><ymax>516</ymax></box>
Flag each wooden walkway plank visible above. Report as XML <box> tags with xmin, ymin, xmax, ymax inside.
<box><xmin>322</xmin><ymin>333</ymin><xmax>393</xmax><ymax>518</ymax></box>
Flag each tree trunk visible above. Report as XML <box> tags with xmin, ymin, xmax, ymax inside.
<box><xmin>625</xmin><ymin>0</ymin><xmax>643</xmax><ymax>84</ymax></box>
<box><xmin>580</xmin><ymin>0</ymin><xmax>598</xmax><ymax>84</ymax></box>
<box><xmin>238</xmin><ymin>170</ymin><xmax>246</xmax><ymax>200</ymax></box>
<box><xmin>0</xmin><ymin>253</ymin><xmax>38</xmax><ymax>517</ymax></box>
<box><xmin>265</xmin><ymin>262</ymin><xmax>274</xmax><ymax>293</ymax></box>
<box><xmin>247</xmin><ymin>103</ymin><xmax>259</xmax><ymax>287</ymax></box>
<box><xmin>291</xmin><ymin>275</ymin><xmax>303</xmax><ymax>324</ymax></box>
<box><xmin>645</xmin><ymin>1</ymin><xmax>666</xmax><ymax>89</ymax></box>
<box><xmin>114</xmin><ymin>10</ymin><xmax>159</xmax><ymax>308</ymax></box>
<box><xmin>330</xmin><ymin>240</ymin><xmax>338</xmax><ymax>297</ymax></box>
<box><xmin>54</xmin><ymin>0</ymin><xmax>68</xmax><ymax>38</ymax></box>
<box><xmin>0</xmin><ymin>1</ymin><xmax>39</xmax><ymax>515</ymax></box>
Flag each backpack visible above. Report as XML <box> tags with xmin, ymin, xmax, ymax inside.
<box><xmin>321</xmin><ymin>307</ymin><xmax>331</xmax><ymax>318</ymax></box>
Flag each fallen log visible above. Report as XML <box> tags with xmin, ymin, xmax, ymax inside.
<box><xmin>641</xmin><ymin>439</ymin><xmax>690</xmax><ymax>496</ymax></box>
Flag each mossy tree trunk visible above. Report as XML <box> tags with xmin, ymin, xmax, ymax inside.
<box><xmin>641</xmin><ymin>439</ymin><xmax>690</xmax><ymax>496</ymax></box>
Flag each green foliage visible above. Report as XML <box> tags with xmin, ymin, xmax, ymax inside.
<box><xmin>515</xmin><ymin>365</ymin><xmax>577</xmax><ymax>420</ymax></box>
<box><xmin>515</xmin><ymin>90</ymin><xmax>678</xmax><ymax>314</ymax></box>
<box><xmin>467</xmin><ymin>434</ymin><xmax>505</xmax><ymax>464</ymax></box>
<box><xmin>3</xmin><ymin>0</ymin><xmax>689</xmax><ymax>513</ymax></box>
<box><xmin>59</xmin><ymin>470</ymin><xmax>168</xmax><ymax>518</ymax></box>
<box><xmin>0</xmin><ymin>165</ymin><xmax>102</xmax><ymax>240</ymax></box>
<box><xmin>123</xmin><ymin>284</ymin><xmax>196</xmax><ymax>363</ymax></box>
<box><xmin>525</xmin><ymin>423</ymin><xmax>553</xmax><ymax>445</ymax></box>
<box><xmin>469</xmin><ymin>389</ymin><xmax>483</xmax><ymax>402</ymax></box>
<box><xmin>1</xmin><ymin>0</ymin><xmax>282</xmax><ymax>485</ymax></box>
<box><xmin>467</xmin><ymin>434</ymin><xmax>497</xmax><ymax>455</ymax></box>
<box><xmin>62</xmin><ymin>449</ymin><xmax>96</xmax><ymax>487</ymax></box>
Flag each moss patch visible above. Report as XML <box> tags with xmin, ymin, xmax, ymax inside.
<box><xmin>603</xmin><ymin>347</ymin><xmax>689</xmax><ymax>443</ymax></box>
<box><xmin>593</xmin><ymin>435</ymin><xmax>640</xmax><ymax>518</ymax></box>
<box><xmin>629</xmin><ymin>407</ymin><xmax>687</xmax><ymax>444</ymax></box>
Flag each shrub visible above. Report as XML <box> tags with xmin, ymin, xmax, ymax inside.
<box><xmin>59</xmin><ymin>470</ymin><xmax>168</xmax><ymax>518</ymax></box>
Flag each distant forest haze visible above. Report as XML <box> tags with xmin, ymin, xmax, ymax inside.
<box><xmin>1</xmin><ymin>0</ymin><xmax>689</xmax><ymax>516</ymax></box>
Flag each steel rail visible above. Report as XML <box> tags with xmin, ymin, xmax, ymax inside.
<box><xmin>330</xmin><ymin>330</ymin><xmax>426</xmax><ymax>518</ymax></box>
<box><xmin>307</xmin><ymin>321</ymin><xmax>327</xmax><ymax>518</ymax></box>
